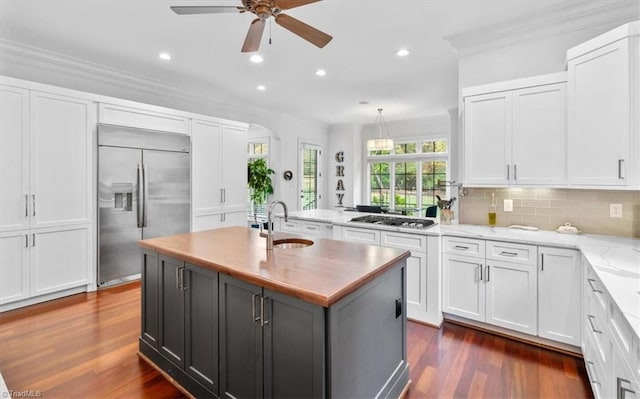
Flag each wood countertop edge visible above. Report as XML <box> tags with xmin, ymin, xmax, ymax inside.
<box><xmin>138</xmin><ymin>240</ymin><xmax>410</xmax><ymax>307</ymax></box>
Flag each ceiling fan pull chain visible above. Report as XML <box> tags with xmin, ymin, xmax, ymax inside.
<box><xmin>269</xmin><ymin>19</ymin><xmax>272</xmax><ymax>45</ymax></box>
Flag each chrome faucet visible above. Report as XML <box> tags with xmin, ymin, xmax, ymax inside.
<box><xmin>261</xmin><ymin>200</ymin><xmax>288</xmax><ymax>250</ymax></box>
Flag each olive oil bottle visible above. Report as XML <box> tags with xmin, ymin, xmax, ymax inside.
<box><xmin>488</xmin><ymin>193</ymin><xmax>497</xmax><ymax>226</ymax></box>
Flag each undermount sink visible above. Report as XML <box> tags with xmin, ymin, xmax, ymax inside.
<box><xmin>273</xmin><ymin>238</ymin><xmax>314</xmax><ymax>249</ymax></box>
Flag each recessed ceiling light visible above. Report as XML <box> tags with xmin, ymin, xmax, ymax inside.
<box><xmin>158</xmin><ymin>52</ymin><xmax>172</xmax><ymax>61</ymax></box>
<box><xmin>315</xmin><ymin>69</ymin><xmax>326</xmax><ymax>77</ymax></box>
<box><xmin>257</xmin><ymin>85</ymin><xmax>266</xmax><ymax>91</ymax></box>
<box><xmin>396</xmin><ymin>49</ymin><xmax>411</xmax><ymax>57</ymax></box>
<box><xmin>359</xmin><ymin>101</ymin><xmax>370</xmax><ymax>105</ymax></box>
<box><xmin>250</xmin><ymin>54</ymin><xmax>264</xmax><ymax>63</ymax></box>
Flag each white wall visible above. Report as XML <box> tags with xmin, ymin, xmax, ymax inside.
<box><xmin>1</xmin><ymin>45</ymin><xmax>329</xmax><ymax>211</ymax></box>
<box><xmin>327</xmin><ymin>122</ymin><xmax>362</xmax><ymax>208</ymax></box>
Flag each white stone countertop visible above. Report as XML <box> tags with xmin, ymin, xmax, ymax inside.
<box><xmin>277</xmin><ymin>209</ymin><xmax>640</xmax><ymax>340</ymax></box>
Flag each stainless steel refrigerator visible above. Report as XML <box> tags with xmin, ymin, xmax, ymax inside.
<box><xmin>98</xmin><ymin>124</ymin><xmax>191</xmax><ymax>287</ymax></box>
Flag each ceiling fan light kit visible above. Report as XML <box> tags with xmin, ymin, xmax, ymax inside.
<box><xmin>171</xmin><ymin>0</ymin><xmax>332</xmax><ymax>53</ymax></box>
<box><xmin>367</xmin><ymin>108</ymin><xmax>394</xmax><ymax>152</ymax></box>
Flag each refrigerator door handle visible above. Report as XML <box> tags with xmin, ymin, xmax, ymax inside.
<box><xmin>142</xmin><ymin>164</ymin><xmax>149</xmax><ymax>228</ymax></box>
<box><xmin>137</xmin><ymin>164</ymin><xmax>144</xmax><ymax>228</ymax></box>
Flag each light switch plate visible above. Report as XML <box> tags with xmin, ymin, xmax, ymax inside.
<box><xmin>504</xmin><ymin>199</ymin><xmax>513</xmax><ymax>212</ymax></box>
<box><xmin>610</xmin><ymin>203</ymin><xmax>623</xmax><ymax>218</ymax></box>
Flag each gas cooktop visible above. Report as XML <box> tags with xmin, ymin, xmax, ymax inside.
<box><xmin>349</xmin><ymin>215</ymin><xmax>436</xmax><ymax>230</ymax></box>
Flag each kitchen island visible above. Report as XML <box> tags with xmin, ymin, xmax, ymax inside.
<box><xmin>137</xmin><ymin>226</ymin><xmax>411</xmax><ymax>399</ymax></box>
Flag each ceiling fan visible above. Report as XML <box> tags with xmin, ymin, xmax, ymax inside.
<box><xmin>170</xmin><ymin>0</ymin><xmax>333</xmax><ymax>53</ymax></box>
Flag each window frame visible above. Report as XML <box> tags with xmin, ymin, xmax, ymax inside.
<box><xmin>366</xmin><ymin>137</ymin><xmax>449</xmax><ymax>216</ymax></box>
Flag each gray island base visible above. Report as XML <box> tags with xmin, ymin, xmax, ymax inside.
<box><xmin>137</xmin><ymin>227</ymin><xmax>411</xmax><ymax>399</ymax></box>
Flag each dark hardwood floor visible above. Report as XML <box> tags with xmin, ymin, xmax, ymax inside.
<box><xmin>0</xmin><ymin>282</ymin><xmax>592</xmax><ymax>398</ymax></box>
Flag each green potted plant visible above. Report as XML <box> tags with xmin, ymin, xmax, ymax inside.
<box><xmin>247</xmin><ymin>158</ymin><xmax>275</xmax><ymax>228</ymax></box>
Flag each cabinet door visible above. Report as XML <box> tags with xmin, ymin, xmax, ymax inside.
<box><xmin>158</xmin><ymin>255</ymin><xmax>185</xmax><ymax>368</ymax></box>
<box><xmin>442</xmin><ymin>254</ymin><xmax>484</xmax><ymax>322</ymax></box>
<box><xmin>31</xmin><ymin>226</ymin><xmax>89</xmax><ymax>296</ymax></box>
<box><xmin>185</xmin><ymin>264</ymin><xmax>219</xmax><ymax>394</ymax></box>
<box><xmin>141</xmin><ymin>250</ymin><xmax>159</xmax><ymax>348</ymax></box>
<box><xmin>0</xmin><ymin>86</ymin><xmax>30</xmax><ymax>232</ymax></box>
<box><xmin>568</xmin><ymin>40</ymin><xmax>630</xmax><ymax>186</ymax></box>
<box><xmin>340</xmin><ymin>226</ymin><xmax>381</xmax><ymax>245</ymax></box>
<box><xmin>30</xmin><ymin>91</ymin><xmax>94</xmax><ymax>228</ymax></box>
<box><xmin>463</xmin><ymin>92</ymin><xmax>512</xmax><ymax>186</ymax></box>
<box><xmin>612</xmin><ymin>342</ymin><xmax>639</xmax><ymax>399</ymax></box>
<box><xmin>192</xmin><ymin>119</ymin><xmax>222</xmax><ymax>214</ymax></box>
<box><xmin>219</xmin><ymin>274</ymin><xmax>262</xmax><ymax>399</ymax></box>
<box><xmin>263</xmin><ymin>289</ymin><xmax>324</xmax><ymax>399</ymax></box>
<box><xmin>221</xmin><ymin>125</ymin><xmax>248</xmax><ymax>207</ymax></box>
<box><xmin>485</xmin><ymin>260</ymin><xmax>537</xmax><ymax>335</ymax></box>
<box><xmin>538</xmin><ymin>247</ymin><xmax>581</xmax><ymax>346</ymax></box>
<box><xmin>0</xmin><ymin>231</ymin><xmax>30</xmax><ymax>304</ymax></box>
<box><xmin>512</xmin><ymin>83</ymin><xmax>567</xmax><ymax>185</ymax></box>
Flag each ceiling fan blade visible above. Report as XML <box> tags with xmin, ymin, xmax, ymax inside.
<box><xmin>170</xmin><ymin>6</ymin><xmax>243</xmax><ymax>15</ymax></box>
<box><xmin>241</xmin><ymin>18</ymin><xmax>266</xmax><ymax>53</ymax></box>
<box><xmin>275</xmin><ymin>14</ymin><xmax>332</xmax><ymax>48</ymax></box>
<box><xmin>275</xmin><ymin>0</ymin><xmax>321</xmax><ymax>10</ymax></box>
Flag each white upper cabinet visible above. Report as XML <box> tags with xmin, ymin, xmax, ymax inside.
<box><xmin>99</xmin><ymin>103</ymin><xmax>190</xmax><ymax>135</ymax></box>
<box><xmin>0</xmin><ymin>86</ymin><xmax>94</xmax><ymax>232</ymax></box>
<box><xmin>191</xmin><ymin>118</ymin><xmax>248</xmax><ymax>231</ymax></box>
<box><xmin>512</xmin><ymin>83</ymin><xmax>567</xmax><ymax>185</ymax></box>
<box><xmin>30</xmin><ymin>91</ymin><xmax>95</xmax><ymax>228</ymax></box>
<box><xmin>463</xmin><ymin>73</ymin><xmax>568</xmax><ymax>187</ymax></box>
<box><xmin>463</xmin><ymin>91</ymin><xmax>512</xmax><ymax>186</ymax></box>
<box><xmin>567</xmin><ymin>22</ymin><xmax>639</xmax><ymax>187</ymax></box>
<box><xmin>0</xmin><ymin>85</ymin><xmax>30</xmax><ymax>232</ymax></box>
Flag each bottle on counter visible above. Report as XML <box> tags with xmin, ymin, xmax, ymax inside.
<box><xmin>488</xmin><ymin>193</ymin><xmax>497</xmax><ymax>226</ymax></box>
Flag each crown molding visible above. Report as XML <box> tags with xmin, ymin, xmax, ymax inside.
<box><xmin>444</xmin><ymin>1</ymin><xmax>640</xmax><ymax>56</ymax></box>
<box><xmin>0</xmin><ymin>39</ymin><xmax>328</xmax><ymax>130</ymax></box>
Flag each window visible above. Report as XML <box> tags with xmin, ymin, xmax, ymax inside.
<box><xmin>247</xmin><ymin>139</ymin><xmax>270</xmax><ymax>218</ymax></box>
<box><xmin>367</xmin><ymin>139</ymin><xmax>448</xmax><ymax>216</ymax></box>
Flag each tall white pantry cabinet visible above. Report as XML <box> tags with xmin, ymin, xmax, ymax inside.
<box><xmin>0</xmin><ymin>84</ymin><xmax>95</xmax><ymax>307</ymax></box>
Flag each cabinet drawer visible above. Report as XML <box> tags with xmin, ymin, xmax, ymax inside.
<box><xmin>585</xmin><ymin>292</ymin><xmax>609</xmax><ymax>366</ymax></box>
<box><xmin>609</xmin><ymin>300</ymin><xmax>633</xmax><ymax>358</ymax></box>
<box><xmin>585</xmin><ymin>267</ymin><xmax>608</xmax><ymax>315</ymax></box>
<box><xmin>486</xmin><ymin>240</ymin><xmax>537</xmax><ymax>265</ymax></box>
<box><xmin>341</xmin><ymin>227</ymin><xmax>380</xmax><ymax>245</ymax></box>
<box><xmin>443</xmin><ymin>236</ymin><xmax>484</xmax><ymax>257</ymax></box>
<box><xmin>299</xmin><ymin>221</ymin><xmax>331</xmax><ymax>238</ymax></box>
<box><xmin>381</xmin><ymin>231</ymin><xmax>427</xmax><ymax>252</ymax></box>
<box><xmin>584</xmin><ymin>328</ymin><xmax>609</xmax><ymax>399</ymax></box>
<box><xmin>280</xmin><ymin>220</ymin><xmax>300</xmax><ymax>233</ymax></box>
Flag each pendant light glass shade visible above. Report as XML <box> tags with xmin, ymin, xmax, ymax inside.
<box><xmin>366</xmin><ymin>108</ymin><xmax>394</xmax><ymax>151</ymax></box>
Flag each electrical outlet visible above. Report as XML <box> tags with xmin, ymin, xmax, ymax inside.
<box><xmin>610</xmin><ymin>203</ymin><xmax>623</xmax><ymax>218</ymax></box>
<box><xmin>504</xmin><ymin>199</ymin><xmax>513</xmax><ymax>212</ymax></box>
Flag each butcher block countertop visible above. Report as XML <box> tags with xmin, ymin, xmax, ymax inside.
<box><xmin>138</xmin><ymin>226</ymin><xmax>410</xmax><ymax>307</ymax></box>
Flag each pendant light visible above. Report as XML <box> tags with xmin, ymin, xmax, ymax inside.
<box><xmin>366</xmin><ymin>108</ymin><xmax>394</xmax><ymax>151</ymax></box>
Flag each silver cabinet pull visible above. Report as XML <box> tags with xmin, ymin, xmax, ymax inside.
<box><xmin>541</xmin><ymin>253</ymin><xmax>544</xmax><ymax>271</ymax></box>
<box><xmin>454</xmin><ymin>245</ymin><xmax>469</xmax><ymax>250</ymax></box>
<box><xmin>618</xmin><ymin>159</ymin><xmax>624</xmax><ymax>179</ymax></box>
<box><xmin>252</xmin><ymin>293</ymin><xmax>261</xmax><ymax>322</ymax></box>
<box><xmin>586</xmin><ymin>361</ymin><xmax>599</xmax><ymax>385</ymax></box>
<box><xmin>220</xmin><ymin>188</ymin><xmax>225</xmax><ymax>203</ymax></box>
<box><xmin>25</xmin><ymin>234</ymin><xmax>29</xmax><ymax>248</ymax></box>
<box><xmin>587</xmin><ymin>278</ymin><xmax>602</xmax><ymax>293</ymax></box>
<box><xmin>587</xmin><ymin>315</ymin><xmax>602</xmax><ymax>334</ymax></box>
<box><xmin>32</xmin><ymin>194</ymin><xmax>35</xmax><ymax>217</ymax></box>
<box><xmin>618</xmin><ymin>377</ymin><xmax>635</xmax><ymax>399</ymax></box>
<box><xmin>479</xmin><ymin>264</ymin><xmax>483</xmax><ymax>281</ymax></box>
<box><xmin>507</xmin><ymin>164</ymin><xmax>510</xmax><ymax>180</ymax></box>
<box><xmin>486</xmin><ymin>265</ymin><xmax>490</xmax><ymax>282</ymax></box>
<box><xmin>500</xmin><ymin>251</ymin><xmax>518</xmax><ymax>257</ymax></box>
<box><xmin>223</xmin><ymin>188</ymin><xmax>226</xmax><ymax>203</ymax></box>
<box><xmin>32</xmin><ymin>233</ymin><xmax>35</xmax><ymax>247</ymax></box>
<box><xmin>514</xmin><ymin>164</ymin><xmax>517</xmax><ymax>181</ymax></box>
<box><xmin>181</xmin><ymin>267</ymin><xmax>188</xmax><ymax>291</ymax></box>
<box><xmin>260</xmin><ymin>296</ymin><xmax>269</xmax><ymax>327</ymax></box>
<box><xmin>25</xmin><ymin>194</ymin><xmax>29</xmax><ymax>217</ymax></box>
<box><xmin>175</xmin><ymin>266</ymin><xmax>181</xmax><ymax>290</ymax></box>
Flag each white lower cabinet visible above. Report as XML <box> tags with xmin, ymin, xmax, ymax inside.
<box><xmin>538</xmin><ymin>247</ymin><xmax>581</xmax><ymax>346</ymax></box>
<box><xmin>442</xmin><ymin>253</ymin><xmax>484</xmax><ymax>322</ymax></box>
<box><xmin>340</xmin><ymin>226</ymin><xmax>381</xmax><ymax>245</ymax></box>
<box><xmin>443</xmin><ymin>237</ymin><xmax>588</xmax><ymax>346</ymax></box>
<box><xmin>0</xmin><ymin>225</ymin><xmax>90</xmax><ymax>306</ymax></box>
<box><xmin>193</xmin><ymin>210</ymin><xmax>248</xmax><ymax>232</ymax></box>
<box><xmin>279</xmin><ymin>218</ymin><xmax>333</xmax><ymax>239</ymax></box>
<box><xmin>484</xmin><ymin>259</ymin><xmax>537</xmax><ymax>335</ymax></box>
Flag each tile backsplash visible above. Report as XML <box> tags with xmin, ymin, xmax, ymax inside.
<box><xmin>459</xmin><ymin>188</ymin><xmax>640</xmax><ymax>238</ymax></box>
